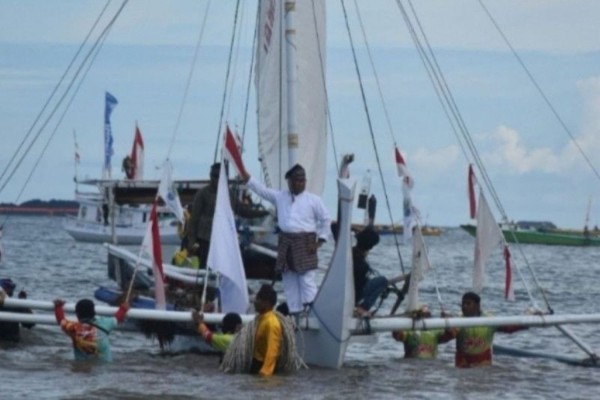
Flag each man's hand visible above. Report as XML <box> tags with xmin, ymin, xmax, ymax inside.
<box><xmin>191</xmin><ymin>309</ymin><xmax>204</xmax><ymax>324</ymax></box>
<box><xmin>53</xmin><ymin>299</ymin><xmax>65</xmax><ymax>307</ymax></box>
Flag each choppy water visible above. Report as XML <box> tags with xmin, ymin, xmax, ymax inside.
<box><xmin>1</xmin><ymin>216</ymin><xmax>599</xmax><ymax>399</ymax></box>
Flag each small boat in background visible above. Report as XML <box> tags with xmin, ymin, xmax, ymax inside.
<box><xmin>460</xmin><ymin>221</ymin><xmax>600</xmax><ymax>246</ymax></box>
<box><xmin>351</xmin><ymin>223</ymin><xmax>442</xmax><ymax>236</ymax></box>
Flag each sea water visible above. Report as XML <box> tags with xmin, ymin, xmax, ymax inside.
<box><xmin>1</xmin><ymin>216</ymin><xmax>599</xmax><ymax>399</ymax></box>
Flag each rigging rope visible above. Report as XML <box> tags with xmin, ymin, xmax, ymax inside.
<box><xmin>240</xmin><ymin>4</ymin><xmax>259</xmax><ymax>151</ymax></box>
<box><xmin>166</xmin><ymin>0</ymin><xmax>212</xmax><ymax>159</ymax></box>
<box><xmin>354</xmin><ymin>0</ymin><xmax>404</xmax><ymax>273</ymax></box>
<box><xmin>213</xmin><ymin>0</ymin><xmax>241</xmax><ymax>163</ymax></box>
<box><xmin>477</xmin><ymin>0</ymin><xmax>600</xmax><ymax>184</ymax></box>
<box><xmin>340</xmin><ymin>0</ymin><xmax>405</xmax><ymax>274</ymax></box>
<box><xmin>0</xmin><ymin>0</ymin><xmax>116</xmax><ymax>194</ymax></box>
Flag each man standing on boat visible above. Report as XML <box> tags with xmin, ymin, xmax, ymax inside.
<box><xmin>241</xmin><ymin>164</ymin><xmax>331</xmax><ymax>315</ymax></box>
<box><xmin>187</xmin><ymin>163</ymin><xmax>269</xmax><ymax>267</ymax></box>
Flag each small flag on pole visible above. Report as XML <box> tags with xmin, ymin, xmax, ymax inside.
<box><xmin>224</xmin><ymin>125</ymin><xmax>247</xmax><ymax>177</ymax></box>
<box><xmin>158</xmin><ymin>160</ymin><xmax>185</xmax><ymax>224</ymax></box>
<box><xmin>104</xmin><ymin>92</ymin><xmax>118</xmax><ymax>178</ymax></box>
<box><xmin>130</xmin><ymin>125</ymin><xmax>145</xmax><ymax>180</ymax></box>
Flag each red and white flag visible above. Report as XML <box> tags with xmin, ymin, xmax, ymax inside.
<box><xmin>141</xmin><ymin>202</ymin><xmax>166</xmax><ymax>310</ymax></box>
<box><xmin>130</xmin><ymin>125</ymin><xmax>145</xmax><ymax>180</ymax></box>
<box><xmin>473</xmin><ymin>191</ymin><xmax>504</xmax><ymax>294</ymax></box>
<box><xmin>207</xmin><ymin>161</ymin><xmax>249</xmax><ymax>314</ymax></box>
<box><xmin>224</xmin><ymin>125</ymin><xmax>247</xmax><ymax>177</ymax></box>
<box><xmin>468</xmin><ymin>164</ymin><xmax>477</xmax><ymax>219</ymax></box>
<box><xmin>395</xmin><ymin>147</ymin><xmax>416</xmax><ymax>243</ymax></box>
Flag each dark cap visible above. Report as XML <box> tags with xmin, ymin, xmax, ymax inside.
<box><xmin>75</xmin><ymin>299</ymin><xmax>96</xmax><ymax>320</ymax></box>
<box><xmin>0</xmin><ymin>278</ymin><xmax>16</xmax><ymax>296</ymax></box>
<box><xmin>355</xmin><ymin>228</ymin><xmax>380</xmax><ymax>251</ymax></box>
<box><xmin>462</xmin><ymin>291</ymin><xmax>481</xmax><ymax>305</ymax></box>
<box><xmin>284</xmin><ymin>164</ymin><xmax>306</xmax><ymax>179</ymax></box>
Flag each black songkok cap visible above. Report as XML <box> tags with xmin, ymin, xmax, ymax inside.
<box><xmin>284</xmin><ymin>164</ymin><xmax>306</xmax><ymax>179</ymax></box>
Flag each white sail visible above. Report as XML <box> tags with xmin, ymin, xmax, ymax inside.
<box><xmin>255</xmin><ymin>0</ymin><xmax>327</xmax><ymax>195</ymax></box>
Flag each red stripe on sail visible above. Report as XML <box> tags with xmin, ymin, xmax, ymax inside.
<box><xmin>149</xmin><ymin>202</ymin><xmax>164</xmax><ymax>281</ymax></box>
<box><xmin>468</xmin><ymin>164</ymin><xmax>476</xmax><ymax>219</ymax></box>
<box><xmin>224</xmin><ymin>125</ymin><xmax>247</xmax><ymax>176</ymax></box>
<box><xmin>504</xmin><ymin>245</ymin><xmax>512</xmax><ymax>300</ymax></box>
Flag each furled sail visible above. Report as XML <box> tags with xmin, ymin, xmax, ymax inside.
<box><xmin>255</xmin><ymin>0</ymin><xmax>327</xmax><ymax>195</ymax></box>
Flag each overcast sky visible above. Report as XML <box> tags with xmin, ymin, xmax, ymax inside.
<box><xmin>1</xmin><ymin>0</ymin><xmax>599</xmax><ymax>228</ymax></box>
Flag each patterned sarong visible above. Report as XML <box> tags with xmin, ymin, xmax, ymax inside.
<box><xmin>276</xmin><ymin>232</ymin><xmax>318</xmax><ymax>273</ymax></box>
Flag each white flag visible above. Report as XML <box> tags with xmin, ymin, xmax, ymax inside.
<box><xmin>141</xmin><ymin>202</ymin><xmax>166</xmax><ymax>310</ymax></box>
<box><xmin>473</xmin><ymin>191</ymin><xmax>504</xmax><ymax>293</ymax></box>
<box><xmin>405</xmin><ymin>226</ymin><xmax>431</xmax><ymax>312</ymax></box>
<box><xmin>158</xmin><ymin>160</ymin><xmax>185</xmax><ymax>224</ymax></box>
<box><xmin>206</xmin><ymin>161</ymin><xmax>249</xmax><ymax>314</ymax></box>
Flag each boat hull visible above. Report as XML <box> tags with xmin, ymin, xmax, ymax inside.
<box><xmin>63</xmin><ymin>215</ymin><xmax>181</xmax><ymax>245</ymax></box>
<box><xmin>460</xmin><ymin>224</ymin><xmax>600</xmax><ymax>246</ymax></box>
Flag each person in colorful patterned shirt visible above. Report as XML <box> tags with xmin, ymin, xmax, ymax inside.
<box><xmin>192</xmin><ymin>310</ymin><xmax>242</xmax><ymax>353</ymax></box>
<box><xmin>452</xmin><ymin>291</ymin><xmax>526</xmax><ymax>368</ymax></box>
<box><xmin>53</xmin><ymin>298</ymin><xmax>129</xmax><ymax>362</ymax></box>
<box><xmin>392</xmin><ymin>305</ymin><xmax>454</xmax><ymax>359</ymax></box>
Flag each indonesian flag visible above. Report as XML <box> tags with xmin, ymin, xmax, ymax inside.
<box><xmin>130</xmin><ymin>125</ymin><xmax>145</xmax><ymax>180</ymax></box>
<box><xmin>224</xmin><ymin>125</ymin><xmax>247</xmax><ymax>177</ymax></box>
<box><xmin>141</xmin><ymin>202</ymin><xmax>166</xmax><ymax>310</ymax></box>
<box><xmin>158</xmin><ymin>160</ymin><xmax>185</xmax><ymax>224</ymax></box>
<box><xmin>206</xmin><ymin>161</ymin><xmax>249</xmax><ymax>314</ymax></box>
<box><xmin>405</xmin><ymin>225</ymin><xmax>431</xmax><ymax>312</ymax></box>
<box><xmin>468</xmin><ymin>164</ymin><xmax>476</xmax><ymax>219</ymax></box>
<box><xmin>473</xmin><ymin>191</ymin><xmax>503</xmax><ymax>294</ymax></box>
<box><xmin>396</xmin><ymin>147</ymin><xmax>415</xmax><ymax>243</ymax></box>
<box><xmin>503</xmin><ymin>245</ymin><xmax>515</xmax><ymax>301</ymax></box>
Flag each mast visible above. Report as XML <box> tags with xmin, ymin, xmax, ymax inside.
<box><xmin>284</xmin><ymin>0</ymin><xmax>299</xmax><ymax>168</ymax></box>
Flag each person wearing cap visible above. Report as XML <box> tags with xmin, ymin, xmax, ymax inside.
<box><xmin>0</xmin><ymin>279</ymin><xmax>35</xmax><ymax>342</ymax></box>
<box><xmin>240</xmin><ymin>164</ymin><xmax>331</xmax><ymax>315</ymax></box>
<box><xmin>392</xmin><ymin>305</ymin><xmax>455</xmax><ymax>359</ymax></box>
<box><xmin>353</xmin><ymin>228</ymin><xmax>408</xmax><ymax>317</ymax></box>
<box><xmin>53</xmin><ymin>298</ymin><xmax>129</xmax><ymax>362</ymax></box>
<box><xmin>451</xmin><ymin>291</ymin><xmax>526</xmax><ymax>368</ymax></box>
<box><xmin>187</xmin><ymin>162</ymin><xmax>269</xmax><ymax>267</ymax></box>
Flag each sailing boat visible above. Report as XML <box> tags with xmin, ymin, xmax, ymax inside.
<box><xmin>4</xmin><ymin>1</ymin><xmax>600</xmax><ymax>372</ymax></box>
<box><xmin>63</xmin><ymin>105</ymin><xmax>181</xmax><ymax>245</ymax></box>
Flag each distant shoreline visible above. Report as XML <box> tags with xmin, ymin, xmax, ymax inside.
<box><xmin>0</xmin><ymin>199</ymin><xmax>78</xmax><ymax>216</ymax></box>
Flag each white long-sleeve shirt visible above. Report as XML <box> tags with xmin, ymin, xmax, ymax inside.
<box><xmin>246</xmin><ymin>176</ymin><xmax>331</xmax><ymax>241</ymax></box>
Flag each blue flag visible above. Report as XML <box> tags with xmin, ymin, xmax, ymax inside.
<box><xmin>104</xmin><ymin>92</ymin><xmax>118</xmax><ymax>175</ymax></box>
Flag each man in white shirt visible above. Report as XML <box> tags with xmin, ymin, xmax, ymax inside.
<box><xmin>241</xmin><ymin>164</ymin><xmax>331</xmax><ymax>314</ymax></box>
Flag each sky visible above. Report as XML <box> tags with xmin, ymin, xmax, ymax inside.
<box><xmin>1</xmin><ymin>0</ymin><xmax>600</xmax><ymax>228</ymax></box>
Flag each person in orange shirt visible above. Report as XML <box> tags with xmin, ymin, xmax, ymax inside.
<box><xmin>250</xmin><ymin>284</ymin><xmax>282</xmax><ymax>376</ymax></box>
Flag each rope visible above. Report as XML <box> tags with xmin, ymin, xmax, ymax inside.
<box><xmin>0</xmin><ymin>0</ymin><xmax>112</xmax><ymax>190</ymax></box>
<box><xmin>166</xmin><ymin>0</ymin><xmax>212</xmax><ymax>158</ymax></box>
<box><xmin>213</xmin><ymin>0</ymin><xmax>241</xmax><ymax>163</ymax></box>
<box><xmin>220</xmin><ymin>311</ymin><xmax>304</xmax><ymax>374</ymax></box>
<box><xmin>0</xmin><ymin>0</ymin><xmax>127</xmax><ymax>196</ymax></box>
<box><xmin>340</xmin><ymin>0</ymin><xmax>405</xmax><ymax>274</ymax></box>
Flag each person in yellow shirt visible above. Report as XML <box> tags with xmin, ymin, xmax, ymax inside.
<box><xmin>250</xmin><ymin>284</ymin><xmax>282</xmax><ymax>376</ymax></box>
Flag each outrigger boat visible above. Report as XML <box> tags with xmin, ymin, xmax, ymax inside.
<box><xmin>2</xmin><ymin>0</ymin><xmax>600</xmax><ymax>371</ymax></box>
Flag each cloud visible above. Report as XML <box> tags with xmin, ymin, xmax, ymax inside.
<box><xmin>482</xmin><ymin>76</ymin><xmax>600</xmax><ymax>175</ymax></box>
<box><xmin>410</xmin><ymin>145</ymin><xmax>461</xmax><ymax>178</ymax></box>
